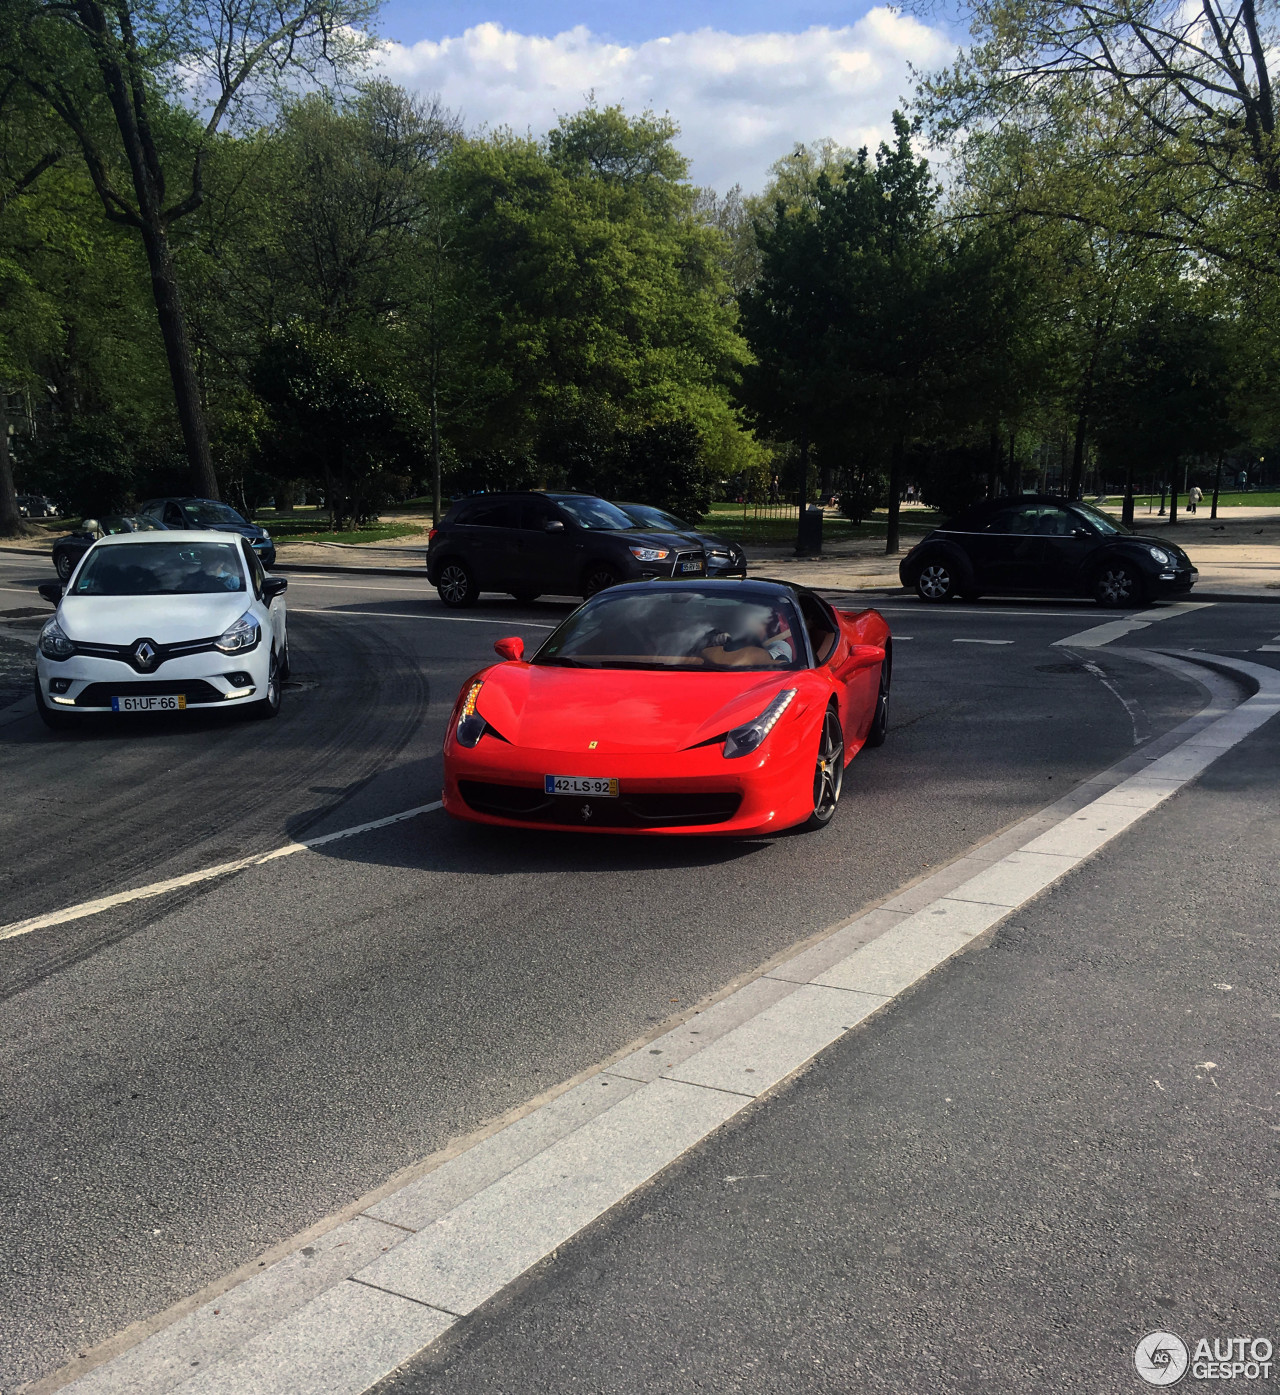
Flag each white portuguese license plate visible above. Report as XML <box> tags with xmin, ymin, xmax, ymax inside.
<box><xmin>680</xmin><ymin>560</ymin><xmax>703</xmax><ymax>572</ymax></box>
<box><xmin>544</xmin><ymin>775</ymin><xmax>619</xmax><ymax>797</ymax></box>
<box><xmin>112</xmin><ymin>694</ymin><xmax>186</xmax><ymax>712</ymax></box>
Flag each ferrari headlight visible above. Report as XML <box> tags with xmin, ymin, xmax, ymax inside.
<box><xmin>456</xmin><ymin>680</ymin><xmax>486</xmax><ymax>747</ymax></box>
<box><xmin>723</xmin><ymin>688</ymin><xmax>797</xmax><ymax>759</ymax></box>
<box><xmin>629</xmin><ymin>546</ymin><xmax>670</xmax><ymax>561</ymax></box>
<box><xmin>214</xmin><ymin>611</ymin><xmax>261</xmax><ymax>654</ymax></box>
<box><xmin>39</xmin><ymin>618</ymin><xmax>75</xmax><ymax>660</ymax></box>
<box><xmin>1147</xmin><ymin>546</ymin><xmax>1170</xmax><ymax>566</ymax></box>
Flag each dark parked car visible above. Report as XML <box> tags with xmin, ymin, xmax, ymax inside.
<box><xmin>139</xmin><ymin>498</ymin><xmax>276</xmax><ymax>568</ymax></box>
<box><xmin>613</xmin><ymin>502</ymin><xmax>747</xmax><ymax>577</ymax></box>
<box><xmin>51</xmin><ymin>514</ymin><xmax>168</xmax><ymax>581</ymax></box>
<box><xmin>426</xmin><ymin>493</ymin><xmax>709</xmax><ymax>607</ymax></box>
<box><xmin>18</xmin><ymin>494</ymin><xmax>58</xmax><ymax>519</ymax></box>
<box><xmin>898</xmin><ymin>496</ymin><xmax>1198</xmax><ymax>606</ymax></box>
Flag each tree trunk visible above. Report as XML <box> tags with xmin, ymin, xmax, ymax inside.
<box><xmin>431</xmin><ymin>350</ymin><xmax>442</xmax><ymax>527</ymax></box>
<box><xmin>0</xmin><ymin>388</ymin><xmax>31</xmax><ymax>538</ymax></box>
<box><xmin>1211</xmin><ymin>454</ymin><xmax>1222</xmax><ymax>519</ymax></box>
<box><xmin>885</xmin><ymin>434</ymin><xmax>905</xmax><ymax>555</ymax></box>
<box><xmin>793</xmin><ymin>423</ymin><xmax>809</xmax><ymax>555</ymax></box>
<box><xmin>138</xmin><ymin>224</ymin><xmax>218</xmax><ymax>499</ymax></box>
<box><xmin>1122</xmin><ymin>462</ymin><xmax>1135</xmax><ymax>527</ymax></box>
<box><xmin>1168</xmin><ymin>468</ymin><xmax>1179</xmax><ymax>526</ymax></box>
<box><xmin>1067</xmin><ymin>409</ymin><xmax>1088</xmax><ymax>500</ymax></box>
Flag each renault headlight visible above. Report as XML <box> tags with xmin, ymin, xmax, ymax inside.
<box><xmin>723</xmin><ymin>688</ymin><xmax>797</xmax><ymax>759</ymax></box>
<box><xmin>215</xmin><ymin>612</ymin><xmax>261</xmax><ymax>654</ymax></box>
<box><xmin>629</xmin><ymin>546</ymin><xmax>670</xmax><ymax>561</ymax></box>
<box><xmin>39</xmin><ymin>618</ymin><xmax>75</xmax><ymax>660</ymax></box>
<box><xmin>1147</xmin><ymin>546</ymin><xmax>1171</xmax><ymax>566</ymax></box>
<box><xmin>456</xmin><ymin>680</ymin><xmax>486</xmax><ymax>747</ymax></box>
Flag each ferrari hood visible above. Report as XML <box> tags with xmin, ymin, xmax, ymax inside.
<box><xmin>58</xmin><ymin>594</ymin><xmax>249</xmax><ymax>644</ymax></box>
<box><xmin>476</xmin><ymin>664</ymin><xmax>802</xmax><ymax>754</ymax></box>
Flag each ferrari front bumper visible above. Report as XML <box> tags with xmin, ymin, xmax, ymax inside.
<box><xmin>443</xmin><ymin>732</ymin><xmax>818</xmax><ymax>836</ymax></box>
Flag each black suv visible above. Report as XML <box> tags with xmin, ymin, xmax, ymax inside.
<box><xmin>613</xmin><ymin>502</ymin><xmax>746</xmax><ymax>577</ymax></box>
<box><xmin>139</xmin><ymin>498</ymin><xmax>276</xmax><ymax>568</ymax></box>
<box><xmin>427</xmin><ymin>493</ymin><xmax>708</xmax><ymax>606</ymax></box>
<box><xmin>899</xmin><ymin>496</ymin><xmax>1198</xmax><ymax>606</ymax></box>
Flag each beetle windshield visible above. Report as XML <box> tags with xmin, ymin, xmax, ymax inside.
<box><xmin>72</xmin><ymin>542</ymin><xmax>246</xmax><ymax>595</ymax></box>
<box><xmin>1070</xmin><ymin>503</ymin><xmax>1129</xmax><ymax>535</ymax></box>
<box><xmin>534</xmin><ymin>589</ymin><xmax>804</xmax><ymax>670</ymax></box>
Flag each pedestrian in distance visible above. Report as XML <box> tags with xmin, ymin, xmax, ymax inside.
<box><xmin>1189</xmin><ymin>485</ymin><xmax>1202</xmax><ymax>513</ymax></box>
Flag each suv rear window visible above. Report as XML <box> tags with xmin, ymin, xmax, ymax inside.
<box><xmin>458</xmin><ymin>500</ymin><xmax>519</xmax><ymax>528</ymax></box>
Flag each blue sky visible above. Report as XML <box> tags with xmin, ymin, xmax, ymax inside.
<box><xmin>375</xmin><ymin>0</ymin><xmax>883</xmax><ymax>46</ymax></box>
<box><xmin>370</xmin><ymin>0</ymin><xmax>958</xmax><ymax>190</ymax></box>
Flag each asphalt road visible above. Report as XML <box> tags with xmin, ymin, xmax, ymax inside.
<box><xmin>1</xmin><ymin>551</ymin><xmax>1277</xmax><ymax>1390</ymax></box>
<box><xmin>374</xmin><ymin>687</ymin><xmax>1280</xmax><ymax>1395</ymax></box>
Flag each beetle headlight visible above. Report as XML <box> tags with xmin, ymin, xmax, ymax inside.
<box><xmin>215</xmin><ymin>612</ymin><xmax>261</xmax><ymax>654</ymax></box>
<box><xmin>1147</xmin><ymin>546</ymin><xmax>1171</xmax><ymax>566</ymax></box>
<box><xmin>723</xmin><ymin>688</ymin><xmax>797</xmax><ymax>759</ymax></box>
<box><xmin>456</xmin><ymin>680</ymin><xmax>486</xmax><ymax>746</ymax></box>
<box><xmin>39</xmin><ymin>618</ymin><xmax>75</xmax><ymax>660</ymax></box>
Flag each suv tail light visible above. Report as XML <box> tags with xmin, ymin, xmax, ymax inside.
<box><xmin>429</xmin><ymin>528</ymin><xmax>438</xmax><ymax>543</ymax></box>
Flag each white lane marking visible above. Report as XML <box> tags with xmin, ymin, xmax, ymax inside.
<box><xmin>292</xmin><ymin>607</ymin><xmax>555</xmax><ymax>628</ymax></box>
<box><xmin>0</xmin><ymin>584</ymin><xmax>50</xmax><ymax>597</ymax></box>
<box><xmin>1054</xmin><ymin>600</ymin><xmax>1213</xmax><ymax>649</ymax></box>
<box><xmin>57</xmin><ymin>652</ymin><xmax>1280</xmax><ymax>1395</ymax></box>
<box><xmin>0</xmin><ymin>802</ymin><xmax>443</xmax><ymax>943</ymax></box>
<box><xmin>952</xmin><ymin>638</ymin><xmax>1013</xmax><ymax>645</ymax></box>
<box><xmin>1260</xmin><ymin>634</ymin><xmax>1280</xmax><ymax>651</ymax></box>
<box><xmin>876</xmin><ymin>606</ymin><xmax>1105</xmax><ymax>618</ymax></box>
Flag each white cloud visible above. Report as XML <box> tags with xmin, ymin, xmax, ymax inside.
<box><xmin>373</xmin><ymin>10</ymin><xmax>956</xmax><ymax>192</ymax></box>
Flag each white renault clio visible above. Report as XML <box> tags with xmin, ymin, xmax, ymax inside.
<box><xmin>35</xmin><ymin>530</ymin><xmax>288</xmax><ymax>728</ymax></box>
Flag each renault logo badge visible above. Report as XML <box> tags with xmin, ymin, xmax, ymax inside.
<box><xmin>133</xmin><ymin>640</ymin><xmax>157</xmax><ymax>669</ymax></box>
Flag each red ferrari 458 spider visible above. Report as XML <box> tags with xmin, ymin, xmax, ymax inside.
<box><xmin>442</xmin><ymin>579</ymin><xmax>891</xmax><ymax>835</ymax></box>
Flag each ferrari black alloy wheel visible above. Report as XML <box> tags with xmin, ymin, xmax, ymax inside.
<box><xmin>805</xmin><ymin>706</ymin><xmax>844</xmax><ymax>830</ymax></box>
<box><xmin>865</xmin><ymin>657</ymin><xmax>890</xmax><ymax>748</ymax></box>
<box><xmin>438</xmin><ymin>562</ymin><xmax>478</xmax><ymax>608</ymax></box>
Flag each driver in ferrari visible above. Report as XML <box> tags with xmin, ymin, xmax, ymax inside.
<box><xmin>702</xmin><ymin>604</ymin><xmax>795</xmax><ymax>667</ymax></box>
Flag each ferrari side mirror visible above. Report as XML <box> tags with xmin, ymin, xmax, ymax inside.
<box><xmin>849</xmin><ymin>644</ymin><xmax>886</xmax><ymax>667</ymax></box>
<box><xmin>494</xmin><ymin>635</ymin><xmax>525</xmax><ymax>661</ymax></box>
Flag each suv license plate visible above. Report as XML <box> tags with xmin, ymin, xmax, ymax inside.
<box><xmin>680</xmin><ymin>561</ymin><xmax>703</xmax><ymax>573</ymax></box>
<box><xmin>544</xmin><ymin>775</ymin><xmax>619</xmax><ymax>797</ymax></box>
<box><xmin>112</xmin><ymin>695</ymin><xmax>187</xmax><ymax>712</ymax></box>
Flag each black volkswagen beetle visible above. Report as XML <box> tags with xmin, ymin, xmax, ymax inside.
<box><xmin>899</xmin><ymin>496</ymin><xmax>1198</xmax><ymax>606</ymax></box>
<box><xmin>51</xmin><ymin>515</ymin><xmax>168</xmax><ymax>581</ymax></box>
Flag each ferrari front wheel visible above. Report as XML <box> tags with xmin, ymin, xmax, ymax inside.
<box><xmin>804</xmin><ymin>706</ymin><xmax>844</xmax><ymax>830</ymax></box>
<box><xmin>864</xmin><ymin>657</ymin><xmax>890</xmax><ymax>748</ymax></box>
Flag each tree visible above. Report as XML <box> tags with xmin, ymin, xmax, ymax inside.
<box><xmin>742</xmin><ymin>115</ymin><xmax>1019</xmax><ymax>552</ymax></box>
<box><xmin>919</xmin><ymin>0</ymin><xmax>1280</xmax><ymax>275</ymax></box>
<box><xmin>2</xmin><ymin>0</ymin><xmax>378</xmax><ymax>498</ymax></box>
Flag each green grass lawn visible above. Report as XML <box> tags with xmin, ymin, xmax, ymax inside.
<box><xmin>1108</xmin><ymin>490</ymin><xmax>1280</xmax><ymax>510</ymax></box>
<box><xmin>266</xmin><ymin>520</ymin><xmax>424</xmax><ymax>545</ymax></box>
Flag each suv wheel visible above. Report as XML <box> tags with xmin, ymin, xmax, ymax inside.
<box><xmin>438</xmin><ymin>561</ymin><xmax>478</xmax><ymax>608</ymax></box>
<box><xmin>582</xmin><ymin>564</ymin><xmax>621</xmax><ymax>598</ymax></box>
<box><xmin>55</xmin><ymin>552</ymin><xmax>74</xmax><ymax>581</ymax></box>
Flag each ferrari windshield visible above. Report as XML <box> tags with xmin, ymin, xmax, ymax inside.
<box><xmin>534</xmin><ymin>589</ymin><xmax>804</xmax><ymax>670</ymax></box>
<box><xmin>72</xmin><ymin>541</ymin><xmax>246</xmax><ymax>595</ymax></box>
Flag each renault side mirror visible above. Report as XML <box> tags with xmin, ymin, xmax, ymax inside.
<box><xmin>494</xmin><ymin>635</ymin><xmax>525</xmax><ymax>661</ymax></box>
<box><xmin>262</xmin><ymin>576</ymin><xmax>288</xmax><ymax>601</ymax></box>
<box><xmin>38</xmin><ymin>581</ymin><xmax>64</xmax><ymax>605</ymax></box>
<box><xmin>544</xmin><ymin>520</ymin><xmax>565</xmax><ymax>533</ymax></box>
